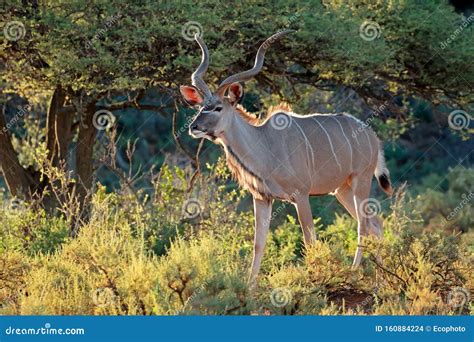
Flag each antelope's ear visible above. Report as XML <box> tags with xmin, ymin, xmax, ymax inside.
<box><xmin>180</xmin><ymin>85</ymin><xmax>204</xmax><ymax>107</ymax></box>
<box><xmin>227</xmin><ymin>82</ymin><xmax>244</xmax><ymax>105</ymax></box>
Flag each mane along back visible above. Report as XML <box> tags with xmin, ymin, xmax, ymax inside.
<box><xmin>267</xmin><ymin>102</ymin><xmax>293</xmax><ymax>116</ymax></box>
<box><xmin>236</xmin><ymin>102</ymin><xmax>293</xmax><ymax>126</ymax></box>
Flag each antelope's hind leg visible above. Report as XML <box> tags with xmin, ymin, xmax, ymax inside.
<box><xmin>336</xmin><ymin>182</ymin><xmax>384</xmax><ymax>238</ymax></box>
<box><xmin>334</xmin><ymin>182</ymin><xmax>357</xmax><ymax>219</ymax></box>
<box><xmin>294</xmin><ymin>195</ymin><xmax>316</xmax><ymax>247</ymax></box>
<box><xmin>335</xmin><ymin>182</ymin><xmax>365</xmax><ymax>266</ymax></box>
<box><xmin>349</xmin><ymin>175</ymin><xmax>373</xmax><ymax>267</ymax></box>
<box><xmin>336</xmin><ymin>180</ymin><xmax>384</xmax><ymax>268</ymax></box>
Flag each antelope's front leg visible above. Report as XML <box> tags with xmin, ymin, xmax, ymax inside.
<box><xmin>249</xmin><ymin>197</ymin><xmax>272</xmax><ymax>288</ymax></box>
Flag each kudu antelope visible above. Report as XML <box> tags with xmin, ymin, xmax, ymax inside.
<box><xmin>180</xmin><ymin>31</ymin><xmax>393</xmax><ymax>284</ymax></box>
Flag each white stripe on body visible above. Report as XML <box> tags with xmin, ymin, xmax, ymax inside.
<box><xmin>293</xmin><ymin>119</ymin><xmax>315</xmax><ymax>170</ymax></box>
<box><xmin>331</xmin><ymin>116</ymin><xmax>353</xmax><ymax>171</ymax></box>
<box><xmin>311</xmin><ymin>117</ymin><xmax>342</xmax><ymax>171</ymax></box>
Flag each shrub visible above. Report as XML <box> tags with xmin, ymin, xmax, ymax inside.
<box><xmin>259</xmin><ymin>189</ymin><xmax>472</xmax><ymax>315</ymax></box>
<box><xmin>11</xmin><ymin>190</ymin><xmax>161</xmax><ymax>315</ymax></box>
<box><xmin>0</xmin><ymin>196</ymin><xmax>68</xmax><ymax>255</ymax></box>
<box><xmin>415</xmin><ymin>166</ymin><xmax>474</xmax><ymax>232</ymax></box>
<box><xmin>0</xmin><ymin>161</ymin><xmax>471</xmax><ymax>316</ymax></box>
<box><xmin>155</xmin><ymin>234</ymin><xmax>253</xmax><ymax>315</ymax></box>
<box><xmin>0</xmin><ymin>250</ymin><xmax>31</xmax><ymax>314</ymax></box>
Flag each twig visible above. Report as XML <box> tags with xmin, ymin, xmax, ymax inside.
<box><xmin>369</xmin><ymin>253</ymin><xmax>408</xmax><ymax>289</ymax></box>
<box><xmin>172</xmin><ymin>99</ymin><xmax>199</xmax><ymax>167</ymax></box>
<box><xmin>187</xmin><ymin>139</ymin><xmax>204</xmax><ymax>193</ymax></box>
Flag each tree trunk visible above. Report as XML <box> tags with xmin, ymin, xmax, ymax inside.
<box><xmin>40</xmin><ymin>85</ymin><xmax>76</xmax><ymax>211</ymax></box>
<box><xmin>0</xmin><ymin>106</ymin><xmax>33</xmax><ymax>199</ymax></box>
<box><xmin>76</xmin><ymin>102</ymin><xmax>96</xmax><ymax>199</ymax></box>
<box><xmin>71</xmin><ymin>101</ymin><xmax>97</xmax><ymax>235</ymax></box>
<box><xmin>1</xmin><ymin>89</ymin><xmax>98</xmax><ymax>237</ymax></box>
<box><xmin>46</xmin><ymin>85</ymin><xmax>74</xmax><ymax>167</ymax></box>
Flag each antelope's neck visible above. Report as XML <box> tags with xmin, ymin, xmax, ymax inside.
<box><xmin>219</xmin><ymin>115</ymin><xmax>260</xmax><ymax>161</ymax></box>
<box><xmin>217</xmin><ymin>114</ymin><xmax>271</xmax><ymax>200</ymax></box>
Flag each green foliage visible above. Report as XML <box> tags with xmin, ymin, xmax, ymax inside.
<box><xmin>263</xmin><ymin>215</ymin><xmax>305</xmax><ymax>272</ymax></box>
<box><xmin>0</xmin><ymin>197</ymin><xmax>68</xmax><ymax>255</ymax></box>
<box><xmin>11</xmin><ymin>116</ymin><xmax>47</xmax><ymax>171</ymax></box>
<box><xmin>2</xmin><ymin>0</ymin><xmax>473</xmax><ymax>106</ymax></box>
<box><xmin>415</xmin><ymin>166</ymin><xmax>474</xmax><ymax>232</ymax></box>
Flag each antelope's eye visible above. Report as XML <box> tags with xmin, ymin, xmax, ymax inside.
<box><xmin>214</xmin><ymin>106</ymin><xmax>223</xmax><ymax>112</ymax></box>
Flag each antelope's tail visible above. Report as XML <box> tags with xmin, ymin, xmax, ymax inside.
<box><xmin>374</xmin><ymin>147</ymin><xmax>393</xmax><ymax>197</ymax></box>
